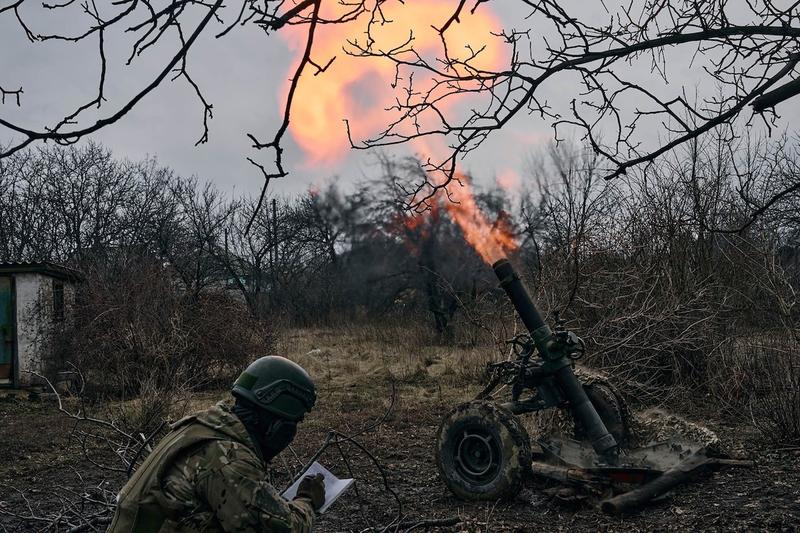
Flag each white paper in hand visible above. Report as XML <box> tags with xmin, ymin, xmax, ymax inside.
<box><xmin>281</xmin><ymin>461</ymin><xmax>354</xmax><ymax>514</ymax></box>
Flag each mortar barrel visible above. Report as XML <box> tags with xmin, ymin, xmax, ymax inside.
<box><xmin>492</xmin><ymin>258</ymin><xmax>547</xmax><ymax>334</ymax></box>
<box><xmin>491</xmin><ymin>257</ymin><xmax>619</xmax><ymax>458</ymax></box>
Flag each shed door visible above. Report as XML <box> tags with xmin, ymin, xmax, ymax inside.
<box><xmin>0</xmin><ymin>276</ymin><xmax>13</xmax><ymax>382</ymax></box>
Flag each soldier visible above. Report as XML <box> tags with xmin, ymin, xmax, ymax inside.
<box><xmin>108</xmin><ymin>356</ymin><xmax>325</xmax><ymax>532</ymax></box>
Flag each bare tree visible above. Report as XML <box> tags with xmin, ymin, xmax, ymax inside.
<box><xmin>344</xmin><ymin>1</ymin><xmax>800</xmax><ymax>211</ymax></box>
<box><xmin>3</xmin><ymin>1</ymin><xmax>799</xmax><ymax>217</ymax></box>
<box><xmin>156</xmin><ymin>178</ymin><xmax>233</xmax><ymax>296</ymax></box>
<box><xmin>521</xmin><ymin>144</ymin><xmax>619</xmax><ymax>311</ymax></box>
<box><xmin>0</xmin><ymin>142</ymin><xmax>193</xmax><ymax>267</ymax></box>
<box><xmin>291</xmin><ymin>184</ymin><xmax>365</xmax><ymax>265</ymax></box>
<box><xmin>0</xmin><ymin>149</ymin><xmax>58</xmax><ymax>261</ymax></box>
<box><xmin>217</xmin><ymin>197</ymin><xmax>280</xmax><ymax>317</ymax></box>
<box><xmin>0</xmin><ymin>0</ymin><xmax>368</xmax><ymax>206</ymax></box>
<box><xmin>363</xmin><ymin>156</ymin><xmax>501</xmax><ymax>335</ymax></box>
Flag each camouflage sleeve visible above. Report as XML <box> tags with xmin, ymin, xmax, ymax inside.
<box><xmin>195</xmin><ymin>440</ymin><xmax>316</xmax><ymax>533</ymax></box>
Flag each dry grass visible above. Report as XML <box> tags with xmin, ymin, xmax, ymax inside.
<box><xmin>274</xmin><ymin>322</ymin><xmax>795</xmax><ymax>445</ymax></box>
<box><xmin>276</xmin><ymin>321</ymin><xmax>503</xmax><ymax>397</ymax></box>
<box><xmin>7</xmin><ymin>324</ymin><xmax>799</xmax><ymax>532</ymax></box>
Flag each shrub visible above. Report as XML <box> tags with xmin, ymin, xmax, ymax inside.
<box><xmin>58</xmin><ymin>256</ymin><xmax>274</xmax><ymax>404</ymax></box>
<box><xmin>708</xmin><ymin>335</ymin><xmax>800</xmax><ymax>445</ymax></box>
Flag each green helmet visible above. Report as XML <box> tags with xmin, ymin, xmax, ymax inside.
<box><xmin>231</xmin><ymin>356</ymin><xmax>316</xmax><ymax>421</ymax></box>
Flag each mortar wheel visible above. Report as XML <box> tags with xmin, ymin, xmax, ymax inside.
<box><xmin>436</xmin><ymin>401</ymin><xmax>531</xmax><ymax>500</ymax></box>
<box><xmin>574</xmin><ymin>382</ymin><xmax>630</xmax><ymax>448</ymax></box>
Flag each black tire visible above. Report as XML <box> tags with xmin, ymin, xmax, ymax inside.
<box><xmin>435</xmin><ymin>400</ymin><xmax>531</xmax><ymax>501</ymax></box>
<box><xmin>574</xmin><ymin>382</ymin><xmax>630</xmax><ymax>448</ymax></box>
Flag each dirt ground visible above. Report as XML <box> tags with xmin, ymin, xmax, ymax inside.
<box><xmin>1</xmin><ymin>326</ymin><xmax>799</xmax><ymax>532</ymax></box>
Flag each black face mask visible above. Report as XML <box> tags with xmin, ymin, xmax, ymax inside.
<box><xmin>260</xmin><ymin>417</ymin><xmax>298</xmax><ymax>460</ymax></box>
<box><xmin>233</xmin><ymin>398</ymin><xmax>298</xmax><ymax>462</ymax></box>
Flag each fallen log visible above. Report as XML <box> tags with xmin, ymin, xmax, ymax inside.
<box><xmin>600</xmin><ymin>452</ymin><xmax>754</xmax><ymax>515</ymax></box>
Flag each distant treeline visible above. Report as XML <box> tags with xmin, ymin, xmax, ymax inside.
<box><xmin>2</xmin><ymin>137</ymin><xmax>799</xmax><ymax>329</ymax></box>
<box><xmin>4</xmin><ymin>136</ymin><xmax>800</xmax><ymax>392</ymax></box>
<box><xmin>0</xmin><ymin>141</ymin><xmax>512</xmax><ymax>329</ymax></box>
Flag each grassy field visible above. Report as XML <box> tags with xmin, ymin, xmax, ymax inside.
<box><xmin>1</xmin><ymin>325</ymin><xmax>799</xmax><ymax>532</ymax></box>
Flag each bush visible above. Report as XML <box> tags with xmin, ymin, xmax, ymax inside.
<box><xmin>708</xmin><ymin>335</ymin><xmax>800</xmax><ymax>445</ymax></box>
<box><xmin>59</xmin><ymin>256</ymin><xmax>274</xmax><ymax>404</ymax></box>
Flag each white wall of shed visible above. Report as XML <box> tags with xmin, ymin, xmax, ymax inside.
<box><xmin>10</xmin><ymin>273</ymin><xmax>77</xmax><ymax>387</ymax></box>
<box><xmin>15</xmin><ymin>273</ymin><xmax>46</xmax><ymax>385</ymax></box>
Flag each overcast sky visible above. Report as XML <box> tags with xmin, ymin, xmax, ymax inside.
<box><xmin>1</xmin><ymin>1</ymin><xmax>798</xmax><ymax>199</ymax></box>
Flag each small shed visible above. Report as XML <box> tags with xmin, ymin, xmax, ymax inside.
<box><xmin>0</xmin><ymin>262</ymin><xmax>82</xmax><ymax>388</ymax></box>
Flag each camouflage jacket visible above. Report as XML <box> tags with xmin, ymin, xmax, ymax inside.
<box><xmin>107</xmin><ymin>401</ymin><xmax>316</xmax><ymax>533</ymax></box>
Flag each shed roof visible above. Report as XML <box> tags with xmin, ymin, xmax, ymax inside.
<box><xmin>0</xmin><ymin>262</ymin><xmax>84</xmax><ymax>281</ymax></box>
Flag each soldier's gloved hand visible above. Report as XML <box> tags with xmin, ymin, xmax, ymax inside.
<box><xmin>296</xmin><ymin>473</ymin><xmax>325</xmax><ymax>511</ymax></box>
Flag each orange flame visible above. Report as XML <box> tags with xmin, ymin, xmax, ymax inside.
<box><xmin>281</xmin><ymin>2</ymin><xmax>515</xmax><ymax>265</ymax></box>
<box><xmin>281</xmin><ymin>1</ymin><xmax>506</xmax><ymax>164</ymax></box>
<box><xmin>411</xmin><ymin>136</ymin><xmax>518</xmax><ymax>265</ymax></box>
<box><xmin>444</xmin><ymin>174</ymin><xmax>518</xmax><ymax>264</ymax></box>
<box><xmin>392</xmin><ymin>180</ymin><xmax>517</xmax><ymax>264</ymax></box>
